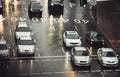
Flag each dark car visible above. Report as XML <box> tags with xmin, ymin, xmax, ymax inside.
<box><xmin>86</xmin><ymin>31</ymin><xmax>104</xmax><ymax>46</ymax></box>
<box><xmin>28</xmin><ymin>1</ymin><xmax>43</xmax><ymax>19</ymax></box>
<box><xmin>48</xmin><ymin>0</ymin><xmax>64</xmax><ymax>15</ymax></box>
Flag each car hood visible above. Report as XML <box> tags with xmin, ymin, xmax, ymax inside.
<box><xmin>75</xmin><ymin>56</ymin><xmax>90</xmax><ymax>61</ymax></box>
<box><xmin>0</xmin><ymin>50</ymin><xmax>9</xmax><ymax>55</ymax></box>
<box><xmin>16</xmin><ymin>32</ymin><xmax>31</xmax><ymax>39</ymax></box>
<box><xmin>102</xmin><ymin>57</ymin><xmax>118</xmax><ymax>62</ymax></box>
<box><xmin>18</xmin><ymin>45</ymin><xmax>35</xmax><ymax>50</ymax></box>
<box><xmin>67</xmin><ymin>39</ymin><xmax>81</xmax><ymax>43</ymax></box>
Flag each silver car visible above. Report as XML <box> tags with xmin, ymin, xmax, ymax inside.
<box><xmin>71</xmin><ymin>47</ymin><xmax>91</xmax><ymax>66</ymax></box>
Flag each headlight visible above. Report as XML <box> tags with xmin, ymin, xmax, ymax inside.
<box><xmin>51</xmin><ymin>3</ymin><xmax>54</xmax><ymax>6</ymax></box>
<box><xmin>61</xmin><ymin>4</ymin><xmax>63</xmax><ymax>6</ymax></box>
<box><xmin>91</xmin><ymin>39</ymin><xmax>94</xmax><ymax>41</ymax></box>
<box><xmin>31</xmin><ymin>8</ymin><xmax>33</xmax><ymax>11</ymax></box>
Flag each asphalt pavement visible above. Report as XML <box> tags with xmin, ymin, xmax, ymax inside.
<box><xmin>89</xmin><ymin>1</ymin><xmax>120</xmax><ymax>54</ymax></box>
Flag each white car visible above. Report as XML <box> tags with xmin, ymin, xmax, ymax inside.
<box><xmin>71</xmin><ymin>47</ymin><xmax>91</xmax><ymax>66</ymax></box>
<box><xmin>15</xmin><ymin>21</ymin><xmax>32</xmax><ymax>39</ymax></box>
<box><xmin>97</xmin><ymin>48</ymin><xmax>119</xmax><ymax>67</ymax></box>
<box><xmin>63</xmin><ymin>31</ymin><xmax>81</xmax><ymax>47</ymax></box>
<box><xmin>0</xmin><ymin>39</ymin><xmax>10</xmax><ymax>60</ymax></box>
<box><xmin>17</xmin><ymin>37</ymin><xmax>35</xmax><ymax>55</ymax></box>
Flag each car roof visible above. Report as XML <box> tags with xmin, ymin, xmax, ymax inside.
<box><xmin>18</xmin><ymin>22</ymin><xmax>28</xmax><ymax>27</ymax></box>
<box><xmin>20</xmin><ymin>37</ymin><xmax>32</xmax><ymax>40</ymax></box>
<box><xmin>101</xmin><ymin>48</ymin><xmax>114</xmax><ymax>52</ymax></box>
<box><xmin>74</xmin><ymin>47</ymin><xmax>87</xmax><ymax>51</ymax></box>
<box><xmin>66</xmin><ymin>31</ymin><xmax>78</xmax><ymax>34</ymax></box>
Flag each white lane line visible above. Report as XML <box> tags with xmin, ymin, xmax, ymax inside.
<box><xmin>42</xmin><ymin>72</ymin><xmax>53</xmax><ymax>75</ymax></box>
<box><xmin>53</xmin><ymin>59</ymin><xmax>63</xmax><ymax>61</ymax></box>
<box><xmin>115</xmin><ymin>69</ymin><xmax>120</xmax><ymax>71</ymax></box>
<box><xmin>13</xmin><ymin>49</ymin><xmax>16</xmax><ymax>57</ymax></box>
<box><xmin>54</xmin><ymin>72</ymin><xmax>65</xmax><ymax>74</ymax></box>
<box><xmin>10</xmin><ymin>29</ymin><xmax>12</xmax><ymax>36</ymax></box>
<box><xmin>103</xmin><ymin>70</ymin><xmax>113</xmax><ymax>72</ymax></box>
<box><xmin>74</xmin><ymin>25</ymin><xmax>78</xmax><ymax>32</ymax></box>
<box><xmin>30</xmin><ymin>73</ymin><xmax>40</xmax><ymax>75</ymax></box>
<box><xmin>38</xmin><ymin>54</ymin><xmax>41</xmax><ymax>57</ymax></box>
<box><xmin>91</xmin><ymin>70</ymin><xmax>101</xmax><ymax>72</ymax></box>
<box><xmin>17</xmin><ymin>74</ymin><xmax>28</xmax><ymax>76</ymax></box>
<box><xmin>41</xmin><ymin>59</ymin><xmax>51</xmax><ymax>62</ymax></box>
<box><xmin>61</xmin><ymin>47</ymin><xmax>66</xmax><ymax>54</ymax></box>
<box><xmin>64</xmin><ymin>8</ymin><xmax>68</xmax><ymax>14</ymax></box>
<box><xmin>79</xmin><ymin>71</ymin><xmax>89</xmax><ymax>73</ymax></box>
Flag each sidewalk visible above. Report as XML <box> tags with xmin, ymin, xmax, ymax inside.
<box><xmin>89</xmin><ymin>1</ymin><xmax>120</xmax><ymax>53</ymax></box>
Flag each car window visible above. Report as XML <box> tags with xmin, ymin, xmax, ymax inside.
<box><xmin>0</xmin><ymin>44</ymin><xmax>7</xmax><ymax>50</ymax></box>
<box><xmin>19</xmin><ymin>40</ymin><xmax>33</xmax><ymax>45</ymax></box>
<box><xmin>102</xmin><ymin>51</ymin><xmax>116</xmax><ymax>57</ymax></box>
<box><xmin>16</xmin><ymin>27</ymin><xmax>30</xmax><ymax>32</ymax></box>
<box><xmin>31</xmin><ymin>2</ymin><xmax>42</xmax><ymax>8</ymax></box>
<box><xmin>67</xmin><ymin>34</ymin><xmax>79</xmax><ymax>39</ymax></box>
<box><xmin>74</xmin><ymin>50</ymin><xmax>89</xmax><ymax>56</ymax></box>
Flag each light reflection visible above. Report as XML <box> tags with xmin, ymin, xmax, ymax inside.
<box><xmin>4</xmin><ymin>0</ymin><xmax>10</xmax><ymax>15</ymax></box>
<box><xmin>19</xmin><ymin>60</ymin><xmax>23</xmax><ymax>72</ymax></box>
<box><xmin>89</xmin><ymin>47</ymin><xmax>93</xmax><ymax>55</ymax></box>
<box><xmin>13</xmin><ymin>0</ymin><xmax>19</xmax><ymax>15</ymax></box>
<box><xmin>29</xmin><ymin>60</ymin><xmax>34</xmax><ymax>72</ymax></box>
<box><xmin>0</xmin><ymin>15</ymin><xmax>4</xmax><ymax>35</ymax></box>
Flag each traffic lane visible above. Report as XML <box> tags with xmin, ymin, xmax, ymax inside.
<box><xmin>1</xmin><ymin>57</ymin><xmax>120</xmax><ymax>77</ymax></box>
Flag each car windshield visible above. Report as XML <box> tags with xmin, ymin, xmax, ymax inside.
<box><xmin>52</xmin><ymin>0</ymin><xmax>61</xmax><ymax>2</ymax></box>
<box><xmin>31</xmin><ymin>2</ymin><xmax>42</xmax><ymax>8</ymax></box>
<box><xmin>74</xmin><ymin>50</ymin><xmax>89</xmax><ymax>56</ymax></box>
<box><xmin>19</xmin><ymin>40</ymin><xmax>33</xmax><ymax>45</ymax></box>
<box><xmin>91</xmin><ymin>32</ymin><xmax>97</xmax><ymax>37</ymax></box>
<box><xmin>102</xmin><ymin>51</ymin><xmax>116</xmax><ymax>57</ymax></box>
<box><xmin>16</xmin><ymin>27</ymin><xmax>30</xmax><ymax>32</ymax></box>
<box><xmin>0</xmin><ymin>44</ymin><xmax>7</xmax><ymax>50</ymax></box>
<box><xmin>67</xmin><ymin>34</ymin><xmax>79</xmax><ymax>39</ymax></box>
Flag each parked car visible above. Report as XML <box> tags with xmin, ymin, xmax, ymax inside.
<box><xmin>71</xmin><ymin>47</ymin><xmax>91</xmax><ymax>66</ymax></box>
<box><xmin>86</xmin><ymin>31</ymin><xmax>104</xmax><ymax>45</ymax></box>
<box><xmin>63</xmin><ymin>31</ymin><xmax>81</xmax><ymax>47</ymax></box>
<box><xmin>28</xmin><ymin>1</ymin><xmax>43</xmax><ymax>19</ymax></box>
<box><xmin>0</xmin><ymin>39</ymin><xmax>10</xmax><ymax>60</ymax></box>
<box><xmin>15</xmin><ymin>21</ymin><xmax>32</xmax><ymax>40</ymax></box>
<box><xmin>48</xmin><ymin>0</ymin><xmax>64</xmax><ymax>15</ymax></box>
<box><xmin>97</xmin><ymin>48</ymin><xmax>119</xmax><ymax>67</ymax></box>
<box><xmin>17</xmin><ymin>36</ymin><xmax>35</xmax><ymax>55</ymax></box>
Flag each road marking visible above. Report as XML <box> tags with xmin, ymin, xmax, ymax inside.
<box><xmin>115</xmin><ymin>69</ymin><xmax>120</xmax><ymax>71</ymax></box>
<box><xmin>42</xmin><ymin>72</ymin><xmax>53</xmax><ymax>75</ymax></box>
<box><xmin>13</xmin><ymin>49</ymin><xmax>16</xmax><ymax>57</ymax></box>
<box><xmin>17</xmin><ymin>74</ymin><xmax>28</xmax><ymax>76</ymax></box>
<box><xmin>30</xmin><ymin>73</ymin><xmax>40</xmax><ymax>75</ymax></box>
<box><xmin>53</xmin><ymin>59</ymin><xmax>63</xmax><ymax>61</ymax></box>
<box><xmin>74</xmin><ymin>25</ymin><xmax>78</xmax><ymax>31</ymax></box>
<box><xmin>41</xmin><ymin>59</ymin><xmax>51</xmax><ymax>61</ymax></box>
<box><xmin>62</xmin><ymin>47</ymin><xmax>66</xmax><ymax>54</ymax></box>
<box><xmin>54</xmin><ymin>72</ymin><xmax>65</xmax><ymax>74</ymax></box>
<box><xmin>103</xmin><ymin>70</ymin><xmax>113</xmax><ymax>72</ymax></box>
<box><xmin>91</xmin><ymin>70</ymin><xmax>101</xmax><ymax>72</ymax></box>
<box><xmin>9</xmin><ymin>29</ymin><xmax>12</xmax><ymax>36</ymax></box>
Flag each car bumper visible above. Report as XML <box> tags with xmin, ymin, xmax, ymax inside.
<box><xmin>102</xmin><ymin>63</ymin><xmax>119</xmax><ymax>67</ymax></box>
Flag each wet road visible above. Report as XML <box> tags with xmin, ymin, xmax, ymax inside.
<box><xmin>0</xmin><ymin>0</ymin><xmax>120</xmax><ymax>77</ymax></box>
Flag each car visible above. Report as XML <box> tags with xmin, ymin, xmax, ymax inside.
<box><xmin>17</xmin><ymin>36</ymin><xmax>36</xmax><ymax>55</ymax></box>
<box><xmin>15</xmin><ymin>21</ymin><xmax>32</xmax><ymax>40</ymax></box>
<box><xmin>28</xmin><ymin>1</ymin><xmax>43</xmax><ymax>19</ymax></box>
<box><xmin>63</xmin><ymin>31</ymin><xmax>81</xmax><ymax>47</ymax></box>
<box><xmin>86</xmin><ymin>31</ymin><xmax>104</xmax><ymax>45</ymax></box>
<box><xmin>48</xmin><ymin>0</ymin><xmax>64</xmax><ymax>15</ymax></box>
<box><xmin>71</xmin><ymin>47</ymin><xmax>91</xmax><ymax>66</ymax></box>
<box><xmin>0</xmin><ymin>38</ymin><xmax>10</xmax><ymax>60</ymax></box>
<box><xmin>97</xmin><ymin>48</ymin><xmax>119</xmax><ymax>67</ymax></box>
